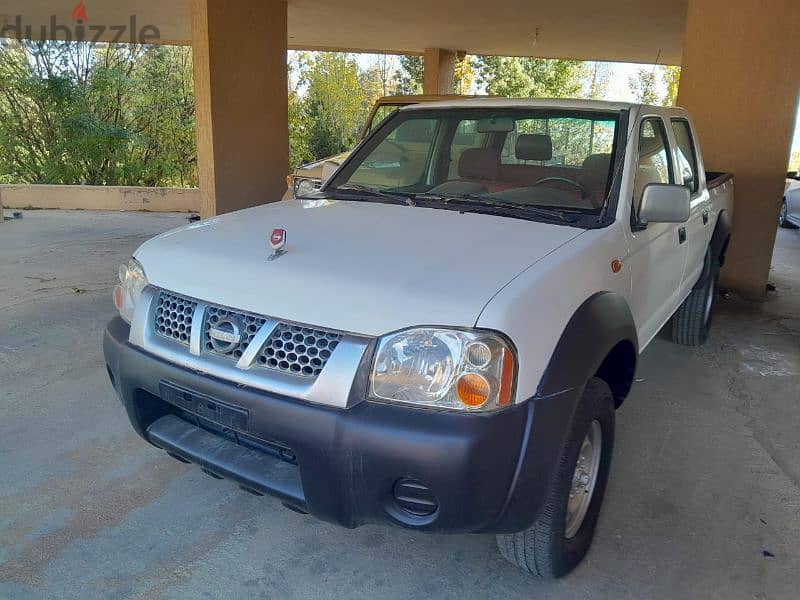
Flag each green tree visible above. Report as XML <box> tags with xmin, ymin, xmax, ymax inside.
<box><xmin>586</xmin><ymin>62</ymin><xmax>609</xmax><ymax>100</ymax></box>
<box><xmin>298</xmin><ymin>52</ymin><xmax>370</xmax><ymax>159</ymax></box>
<box><xmin>473</xmin><ymin>56</ymin><xmax>588</xmax><ymax>98</ymax></box>
<box><xmin>0</xmin><ymin>40</ymin><xmax>197</xmax><ymax>186</ymax></box>
<box><xmin>628</xmin><ymin>67</ymin><xmax>660</xmax><ymax>105</ymax></box>
<box><xmin>396</xmin><ymin>55</ymin><xmax>424</xmax><ymax>95</ymax></box>
<box><xmin>662</xmin><ymin>65</ymin><xmax>681</xmax><ymax>107</ymax></box>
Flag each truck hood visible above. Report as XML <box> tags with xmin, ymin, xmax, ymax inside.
<box><xmin>136</xmin><ymin>199</ymin><xmax>584</xmax><ymax>336</ymax></box>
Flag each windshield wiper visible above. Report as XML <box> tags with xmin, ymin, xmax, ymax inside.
<box><xmin>413</xmin><ymin>193</ymin><xmax>578</xmax><ymax>224</ymax></box>
<box><xmin>327</xmin><ymin>184</ymin><xmax>415</xmax><ymax>204</ymax></box>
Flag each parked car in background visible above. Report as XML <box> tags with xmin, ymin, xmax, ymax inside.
<box><xmin>781</xmin><ymin>171</ymin><xmax>800</xmax><ymax>228</ymax></box>
<box><xmin>285</xmin><ymin>94</ymin><xmax>472</xmax><ymax>199</ymax></box>
<box><xmin>105</xmin><ymin>99</ymin><xmax>733</xmax><ymax>579</ymax></box>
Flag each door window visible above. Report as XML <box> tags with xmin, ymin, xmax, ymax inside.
<box><xmin>632</xmin><ymin>118</ymin><xmax>673</xmax><ymax>216</ymax></box>
<box><xmin>670</xmin><ymin>119</ymin><xmax>699</xmax><ymax>193</ymax></box>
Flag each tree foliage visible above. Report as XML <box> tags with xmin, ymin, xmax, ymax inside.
<box><xmin>472</xmin><ymin>56</ymin><xmax>587</xmax><ymax>98</ymax></box>
<box><xmin>628</xmin><ymin>68</ymin><xmax>659</xmax><ymax>105</ymax></box>
<box><xmin>294</xmin><ymin>52</ymin><xmax>378</xmax><ymax>161</ymax></box>
<box><xmin>662</xmin><ymin>66</ymin><xmax>681</xmax><ymax>107</ymax></box>
<box><xmin>0</xmin><ymin>40</ymin><xmax>196</xmax><ymax>186</ymax></box>
<box><xmin>627</xmin><ymin>65</ymin><xmax>681</xmax><ymax>107</ymax></box>
<box><xmin>395</xmin><ymin>55</ymin><xmax>424</xmax><ymax>95</ymax></box>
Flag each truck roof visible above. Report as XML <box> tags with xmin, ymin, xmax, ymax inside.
<box><xmin>401</xmin><ymin>97</ymin><xmax>671</xmax><ymax>113</ymax></box>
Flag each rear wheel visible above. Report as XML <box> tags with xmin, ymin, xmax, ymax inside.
<box><xmin>497</xmin><ymin>378</ymin><xmax>614</xmax><ymax>578</ymax></box>
<box><xmin>779</xmin><ymin>199</ymin><xmax>798</xmax><ymax>228</ymax></box>
<box><xmin>672</xmin><ymin>254</ymin><xmax>718</xmax><ymax>346</ymax></box>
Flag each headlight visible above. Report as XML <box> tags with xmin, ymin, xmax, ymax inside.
<box><xmin>294</xmin><ymin>177</ymin><xmax>320</xmax><ymax>198</ymax></box>
<box><xmin>113</xmin><ymin>258</ymin><xmax>148</xmax><ymax>323</ymax></box>
<box><xmin>369</xmin><ymin>328</ymin><xmax>516</xmax><ymax>412</ymax></box>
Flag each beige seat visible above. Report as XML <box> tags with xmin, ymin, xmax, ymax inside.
<box><xmin>429</xmin><ymin>147</ymin><xmax>501</xmax><ymax>195</ymax></box>
<box><xmin>578</xmin><ymin>153</ymin><xmax>613</xmax><ymax>208</ymax></box>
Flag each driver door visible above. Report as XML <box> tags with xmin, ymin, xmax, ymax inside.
<box><xmin>627</xmin><ymin>116</ymin><xmax>688</xmax><ymax>346</ymax></box>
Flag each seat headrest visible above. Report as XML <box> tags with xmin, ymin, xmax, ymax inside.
<box><xmin>580</xmin><ymin>153</ymin><xmax>613</xmax><ymax>191</ymax></box>
<box><xmin>458</xmin><ymin>148</ymin><xmax>500</xmax><ymax>180</ymax></box>
<box><xmin>515</xmin><ymin>134</ymin><xmax>553</xmax><ymax>161</ymax></box>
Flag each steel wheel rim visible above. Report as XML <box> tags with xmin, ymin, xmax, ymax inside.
<box><xmin>565</xmin><ymin>420</ymin><xmax>602</xmax><ymax>539</ymax></box>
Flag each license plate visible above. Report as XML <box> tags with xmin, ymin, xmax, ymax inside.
<box><xmin>159</xmin><ymin>381</ymin><xmax>249</xmax><ymax>432</ymax></box>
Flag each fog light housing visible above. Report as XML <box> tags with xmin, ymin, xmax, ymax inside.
<box><xmin>392</xmin><ymin>478</ymin><xmax>438</xmax><ymax>517</ymax></box>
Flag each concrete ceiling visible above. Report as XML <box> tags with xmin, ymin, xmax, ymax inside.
<box><xmin>0</xmin><ymin>0</ymin><xmax>687</xmax><ymax>64</ymax></box>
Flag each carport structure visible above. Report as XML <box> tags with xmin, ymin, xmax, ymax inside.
<box><xmin>2</xmin><ymin>0</ymin><xmax>799</xmax><ymax>300</ymax></box>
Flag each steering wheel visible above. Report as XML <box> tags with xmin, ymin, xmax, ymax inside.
<box><xmin>531</xmin><ymin>176</ymin><xmax>588</xmax><ymax>198</ymax></box>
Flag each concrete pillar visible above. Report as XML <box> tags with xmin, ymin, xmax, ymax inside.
<box><xmin>190</xmin><ymin>0</ymin><xmax>288</xmax><ymax>217</ymax></box>
<box><xmin>677</xmin><ymin>0</ymin><xmax>800</xmax><ymax>299</ymax></box>
<box><xmin>423</xmin><ymin>48</ymin><xmax>457</xmax><ymax>95</ymax></box>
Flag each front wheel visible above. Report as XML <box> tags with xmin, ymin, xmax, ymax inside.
<box><xmin>497</xmin><ymin>378</ymin><xmax>614</xmax><ymax>578</ymax></box>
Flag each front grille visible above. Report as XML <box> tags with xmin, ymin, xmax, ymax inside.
<box><xmin>202</xmin><ymin>305</ymin><xmax>267</xmax><ymax>360</ymax></box>
<box><xmin>154</xmin><ymin>292</ymin><xmax>197</xmax><ymax>345</ymax></box>
<box><xmin>150</xmin><ymin>289</ymin><xmax>343</xmax><ymax>379</ymax></box>
<box><xmin>256</xmin><ymin>323</ymin><xmax>341</xmax><ymax>378</ymax></box>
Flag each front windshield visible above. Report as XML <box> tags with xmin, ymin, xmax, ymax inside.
<box><xmin>326</xmin><ymin>107</ymin><xmax>622</xmax><ymax>221</ymax></box>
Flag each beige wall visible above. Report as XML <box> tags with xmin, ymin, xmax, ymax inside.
<box><xmin>0</xmin><ymin>185</ymin><xmax>200</xmax><ymax>212</ymax></box>
<box><xmin>678</xmin><ymin>0</ymin><xmax>800</xmax><ymax>299</ymax></box>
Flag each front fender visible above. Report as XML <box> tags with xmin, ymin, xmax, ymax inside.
<box><xmin>492</xmin><ymin>292</ymin><xmax>638</xmax><ymax>532</ymax></box>
<box><xmin>536</xmin><ymin>291</ymin><xmax>638</xmax><ymax>400</ymax></box>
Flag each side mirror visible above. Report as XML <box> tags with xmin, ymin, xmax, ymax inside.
<box><xmin>639</xmin><ymin>183</ymin><xmax>690</xmax><ymax>224</ymax></box>
<box><xmin>321</xmin><ymin>160</ymin><xmax>339</xmax><ymax>184</ymax></box>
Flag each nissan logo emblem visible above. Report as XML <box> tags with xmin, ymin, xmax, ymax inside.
<box><xmin>208</xmin><ymin>317</ymin><xmax>244</xmax><ymax>354</ymax></box>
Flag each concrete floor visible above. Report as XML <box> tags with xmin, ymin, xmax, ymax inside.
<box><xmin>1</xmin><ymin>210</ymin><xmax>798</xmax><ymax>599</ymax></box>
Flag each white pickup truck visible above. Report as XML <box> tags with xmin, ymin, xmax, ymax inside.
<box><xmin>104</xmin><ymin>99</ymin><xmax>733</xmax><ymax>578</ymax></box>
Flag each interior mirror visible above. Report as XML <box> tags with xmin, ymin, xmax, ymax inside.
<box><xmin>476</xmin><ymin>116</ymin><xmax>515</xmax><ymax>133</ymax></box>
<box><xmin>321</xmin><ymin>160</ymin><xmax>339</xmax><ymax>184</ymax></box>
<box><xmin>639</xmin><ymin>183</ymin><xmax>690</xmax><ymax>224</ymax></box>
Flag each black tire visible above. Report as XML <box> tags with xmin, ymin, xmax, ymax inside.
<box><xmin>779</xmin><ymin>199</ymin><xmax>798</xmax><ymax>228</ymax></box>
<box><xmin>497</xmin><ymin>378</ymin><xmax>615</xmax><ymax>578</ymax></box>
<box><xmin>671</xmin><ymin>256</ymin><xmax>718</xmax><ymax>346</ymax></box>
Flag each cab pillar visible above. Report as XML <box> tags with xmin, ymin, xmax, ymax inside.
<box><xmin>190</xmin><ymin>0</ymin><xmax>289</xmax><ymax>218</ymax></box>
<box><xmin>677</xmin><ymin>0</ymin><xmax>800</xmax><ymax>299</ymax></box>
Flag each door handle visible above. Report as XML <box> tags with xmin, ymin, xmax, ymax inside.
<box><xmin>678</xmin><ymin>227</ymin><xmax>687</xmax><ymax>244</ymax></box>
<box><xmin>702</xmin><ymin>210</ymin><xmax>709</xmax><ymax>225</ymax></box>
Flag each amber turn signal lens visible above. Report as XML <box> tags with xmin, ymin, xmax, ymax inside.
<box><xmin>498</xmin><ymin>350</ymin><xmax>515</xmax><ymax>407</ymax></box>
<box><xmin>113</xmin><ymin>285</ymin><xmax>124</xmax><ymax>311</ymax></box>
<box><xmin>457</xmin><ymin>373</ymin><xmax>491</xmax><ymax>407</ymax></box>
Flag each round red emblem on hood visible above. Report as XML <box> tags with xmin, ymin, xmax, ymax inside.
<box><xmin>270</xmin><ymin>228</ymin><xmax>286</xmax><ymax>250</ymax></box>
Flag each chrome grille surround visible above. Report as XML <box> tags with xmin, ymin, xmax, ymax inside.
<box><xmin>154</xmin><ymin>291</ymin><xmax>197</xmax><ymax>345</ymax></box>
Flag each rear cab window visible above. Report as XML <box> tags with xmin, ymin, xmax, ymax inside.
<box><xmin>670</xmin><ymin>119</ymin><xmax>699</xmax><ymax>194</ymax></box>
